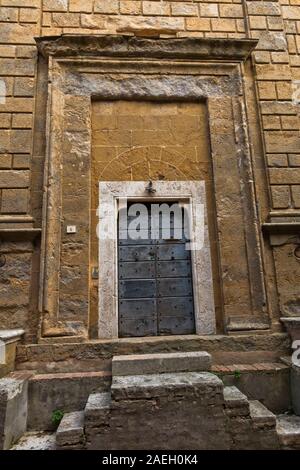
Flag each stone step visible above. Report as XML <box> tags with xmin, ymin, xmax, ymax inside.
<box><xmin>56</xmin><ymin>411</ymin><xmax>85</xmax><ymax>450</ymax></box>
<box><xmin>86</xmin><ymin>371</ymin><xmax>228</xmax><ymax>450</ymax></box>
<box><xmin>112</xmin><ymin>351</ymin><xmax>211</xmax><ymax>377</ymax></box>
<box><xmin>223</xmin><ymin>386</ymin><xmax>250</xmax><ymax>417</ymax></box>
<box><xmin>276</xmin><ymin>414</ymin><xmax>300</xmax><ymax>449</ymax></box>
<box><xmin>249</xmin><ymin>400</ymin><xmax>276</xmax><ymax>428</ymax></box>
<box><xmin>111</xmin><ymin>371</ymin><xmax>222</xmax><ymax>401</ymax></box>
<box><xmin>214</xmin><ymin>362</ymin><xmax>290</xmax><ymax>414</ymax></box>
<box><xmin>11</xmin><ymin>432</ymin><xmax>56</xmax><ymax>450</ymax></box>
<box><xmin>85</xmin><ymin>392</ymin><xmax>111</xmax><ymax>426</ymax></box>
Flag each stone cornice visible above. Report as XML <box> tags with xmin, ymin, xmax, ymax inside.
<box><xmin>35</xmin><ymin>34</ymin><xmax>258</xmax><ymax>61</ymax></box>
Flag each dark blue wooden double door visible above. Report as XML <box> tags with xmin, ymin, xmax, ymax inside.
<box><xmin>118</xmin><ymin>202</ymin><xmax>195</xmax><ymax>337</ymax></box>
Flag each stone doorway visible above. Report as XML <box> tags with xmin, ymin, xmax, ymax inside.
<box><xmin>98</xmin><ymin>181</ymin><xmax>215</xmax><ymax>339</ymax></box>
<box><xmin>36</xmin><ymin>36</ymin><xmax>267</xmax><ymax>341</ymax></box>
<box><xmin>118</xmin><ymin>201</ymin><xmax>195</xmax><ymax>337</ymax></box>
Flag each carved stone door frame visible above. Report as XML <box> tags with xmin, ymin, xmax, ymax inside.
<box><xmin>35</xmin><ymin>36</ymin><xmax>268</xmax><ymax>340</ymax></box>
<box><xmin>98</xmin><ymin>181</ymin><xmax>215</xmax><ymax>339</ymax></box>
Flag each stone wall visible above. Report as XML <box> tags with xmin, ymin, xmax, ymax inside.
<box><xmin>90</xmin><ymin>101</ymin><xmax>222</xmax><ymax>333</ymax></box>
<box><xmin>0</xmin><ymin>0</ymin><xmax>299</xmax><ymax>340</ymax></box>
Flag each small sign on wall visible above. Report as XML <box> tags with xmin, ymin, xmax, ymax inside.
<box><xmin>66</xmin><ymin>225</ymin><xmax>77</xmax><ymax>234</ymax></box>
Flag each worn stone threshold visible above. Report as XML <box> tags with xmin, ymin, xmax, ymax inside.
<box><xmin>38</xmin><ymin>331</ymin><xmax>281</xmax><ymax>345</ymax></box>
<box><xmin>15</xmin><ymin>332</ymin><xmax>290</xmax><ymax>375</ymax></box>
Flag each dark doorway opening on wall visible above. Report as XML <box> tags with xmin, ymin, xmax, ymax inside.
<box><xmin>118</xmin><ymin>201</ymin><xmax>195</xmax><ymax>337</ymax></box>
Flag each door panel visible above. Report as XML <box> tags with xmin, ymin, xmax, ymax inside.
<box><xmin>158</xmin><ymin>297</ymin><xmax>194</xmax><ymax>316</ymax></box>
<box><xmin>119</xmin><ymin>261</ymin><xmax>155</xmax><ymax>279</ymax></box>
<box><xmin>119</xmin><ymin>279</ymin><xmax>156</xmax><ymax>298</ymax></box>
<box><xmin>119</xmin><ymin>317</ymin><xmax>157</xmax><ymax>337</ymax></box>
<box><xmin>119</xmin><ymin>245</ymin><xmax>156</xmax><ymax>262</ymax></box>
<box><xmin>157</xmin><ymin>278</ymin><xmax>193</xmax><ymax>297</ymax></box>
<box><xmin>118</xmin><ymin>201</ymin><xmax>195</xmax><ymax>337</ymax></box>
<box><xmin>119</xmin><ymin>298</ymin><xmax>156</xmax><ymax>317</ymax></box>
<box><xmin>158</xmin><ymin>314</ymin><xmax>195</xmax><ymax>335</ymax></box>
<box><xmin>157</xmin><ymin>244</ymin><xmax>189</xmax><ymax>260</ymax></box>
<box><xmin>157</xmin><ymin>260</ymin><xmax>191</xmax><ymax>278</ymax></box>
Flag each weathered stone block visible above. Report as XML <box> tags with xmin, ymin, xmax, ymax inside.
<box><xmin>199</xmin><ymin>4</ymin><xmax>219</xmax><ymax>17</ymax></box>
<box><xmin>291</xmin><ymin>186</ymin><xmax>300</xmax><ymax>208</ymax></box>
<box><xmin>80</xmin><ymin>14</ymin><xmax>105</xmax><ymax>29</ymax></box>
<box><xmin>220</xmin><ymin>4</ymin><xmax>244</xmax><ymax>18</ymax></box>
<box><xmin>262</xmin><ymin>115</ymin><xmax>281</xmax><ymax>129</ymax></box>
<box><xmin>143</xmin><ymin>1</ymin><xmax>170</xmax><ymax>16</ymax></box>
<box><xmin>94</xmin><ymin>0</ymin><xmax>119</xmax><ymax>14</ymax></box>
<box><xmin>282</xmin><ymin>6</ymin><xmax>300</xmax><ymax>20</ymax></box>
<box><xmin>85</xmin><ymin>392</ymin><xmax>111</xmax><ymax>427</ymax></box>
<box><xmin>19</xmin><ymin>8</ymin><xmax>40</xmax><ymax>23</ymax></box>
<box><xmin>10</xmin><ymin>130</ymin><xmax>32</xmax><ymax>153</ymax></box>
<box><xmin>52</xmin><ymin>13</ymin><xmax>80</xmax><ymax>27</ymax></box>
<box><xmin>277</xmin><ymin>414</ymin><xmax>300</xmax><ymax>449</ymax></box>
<box><xmin>14</xmin><ymin>77</ymin><xmax>35</xmax><ymax>96</ymax></box>
<box><xmin>211</xmin><ymin>18</ymin><xmax>236</xmax><ymax>32</ymax></box>
<box><xmin>43</xmin><ymin>0</ymin><xmax>68</xmax><ymax>12</ymax></box>
<box><xmin>271</xmin><ymin>185</ymin><xmax>291</xmax><ymax>209</ymax></box>
<box><xmin>56</xmin><ymin>411</ymin><xmax>85</xmax><ymax>449</ymax></box>
<box><xmin>269</xmin><ymin>168</ymin><xmax>300</xmax><ymax>184</ymax></box>
<box><xmin>249</xmin><ymin>400</ymin><xmax>276</xmax><ymax>428</ymax></box>
<box><xmin>0</xmin><ymin>155</ymin><xmax>12</xmax><ymax>169</ymax></box>
<box><xmin>260</xmin><ymin>100</ymin><xmax>296</xmax><ymax>115</ymax></box>
<box><xmin>0</xmin><ymin>97</ymin><xmax>34</xmax><ymax>113</ymax></box>
<box><xmin>12</xmin><ymin>114</ymin><xmax>32</xmax><ymax>129</ymax></box>
<box><xmin>0</xmin><ymin>131</ymin><xmax>10</xmax><ymax>153</ymax></box>
<box><xmin>0</xmin><ymin>7</ymin><xmax>18</xmax><ymax>22</ymax></box>
<box><xmin>112</xmin><ymin>351</ymin><xmax>212</xmax><ymax>377</ymax></box>
<box><xmin>120</xmin><ymin>1</ymin><xmax>142</xmax><ymax>16</ymax></box>
<box><xmin>13</xmin><ymin>154</ymin><xmax>30</xmax><ymax>169</ymax></box>
<box><xmin>249</xmin><ymin>16</ymin><xmax>267</xmax><ymax>30</ymax></box>
<box><xmin>111</xmin><ymin>371</ymin><xmax>223</xmax><ymax>401</ymax></box>
<box><xmin>0</xmin><ymin>375</ymin><xmax>29</xmax><ymax>450</ymax></box>
<box><xmin>223</xmin><ymin>386</ymin><xmax>249</xmax><ymax>417</ymax></box>
<box><xmin>267</xmin><ymin>153</ymin><xmax>288</xmax><ymax>167</ymax></box>
<box><xmin>69</xmin><ymin>0</ymin><xmax>93</xmax><ymax>13</ymax></box>
<box><xmin>266</xmin><ymin>131</ymin><xmax>300</xmax><ymax>153</ymax></box>
<box><xmin>184</xmin><ymin>18</ymin><xmax>211</xmax><ymax>31</ymax></box>
<box><xmin>0</xmin><ymin>24</ymin><xmax>38</xmax><ymax>44</ymax></box>
<box><xmin>247</xmin><ymin>2</ymin><xmax>281</xmax><ymax>17</ymax></box>
<box><xmin>0</xmin><ymin>329</ymin><xmax>24</xmax><ymax>377</ymax></box>
<box><xmin>256</xmin><ymin>64</ymin><xmax>291</xmax><ymax>80</ymax></box>
<box><xmin>171</xmin><ymin>3</ymin><xmax>198</xmax><ymax>17</ymax></box>
<box><xmin>0</xmin><ymin>170</ymin><xmax>29</xmax><ymax>188</ymax></box>
<box><xmin>1</xmin><ymin>188</ymin><xmax>28</xmax><ymax>213</ymax></box>
<box><xmin>257</xmin><ymin>81</ymin><xmax>277</xmax><ymax>99</ymax></box>
<box><xmin>257</xmin><ymin>32</ymin><xmax>287</xmax><ymax>51</ymax></box>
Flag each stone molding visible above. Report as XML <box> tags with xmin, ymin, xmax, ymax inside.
<box><xmin>36</xmin><ymin>35</ymin><xmax>258</xmax><ymax>62</ymax></box>
<box><xmin>98</xmin><ymin>181</ymin><xmax>216</xmax><ymax>339</ymax></box>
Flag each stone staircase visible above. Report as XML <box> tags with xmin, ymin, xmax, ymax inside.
<box><xmin>52</xmin><ymin>352</ymin><xmax>285</xmax><ymax>450</ymax></box>
<box><xmin>6</xmin><ymin>351</ymin><xmax>300</xmax><ymax>450</ymax></box>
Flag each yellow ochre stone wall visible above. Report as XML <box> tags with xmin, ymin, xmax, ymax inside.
<box><xmin>0</xmin><ymin>0</ymin><xmax>300</xmax><ymax>340</ymax></box>
<box><xmin>0</xmin><ymin>0</ymin><xmax>299</xmax><ymax>217</ymax></box>
<box><xmin>90</xmin><ymin>101</ymin><xmax>222</xmax><ymax>332</ymax></box>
